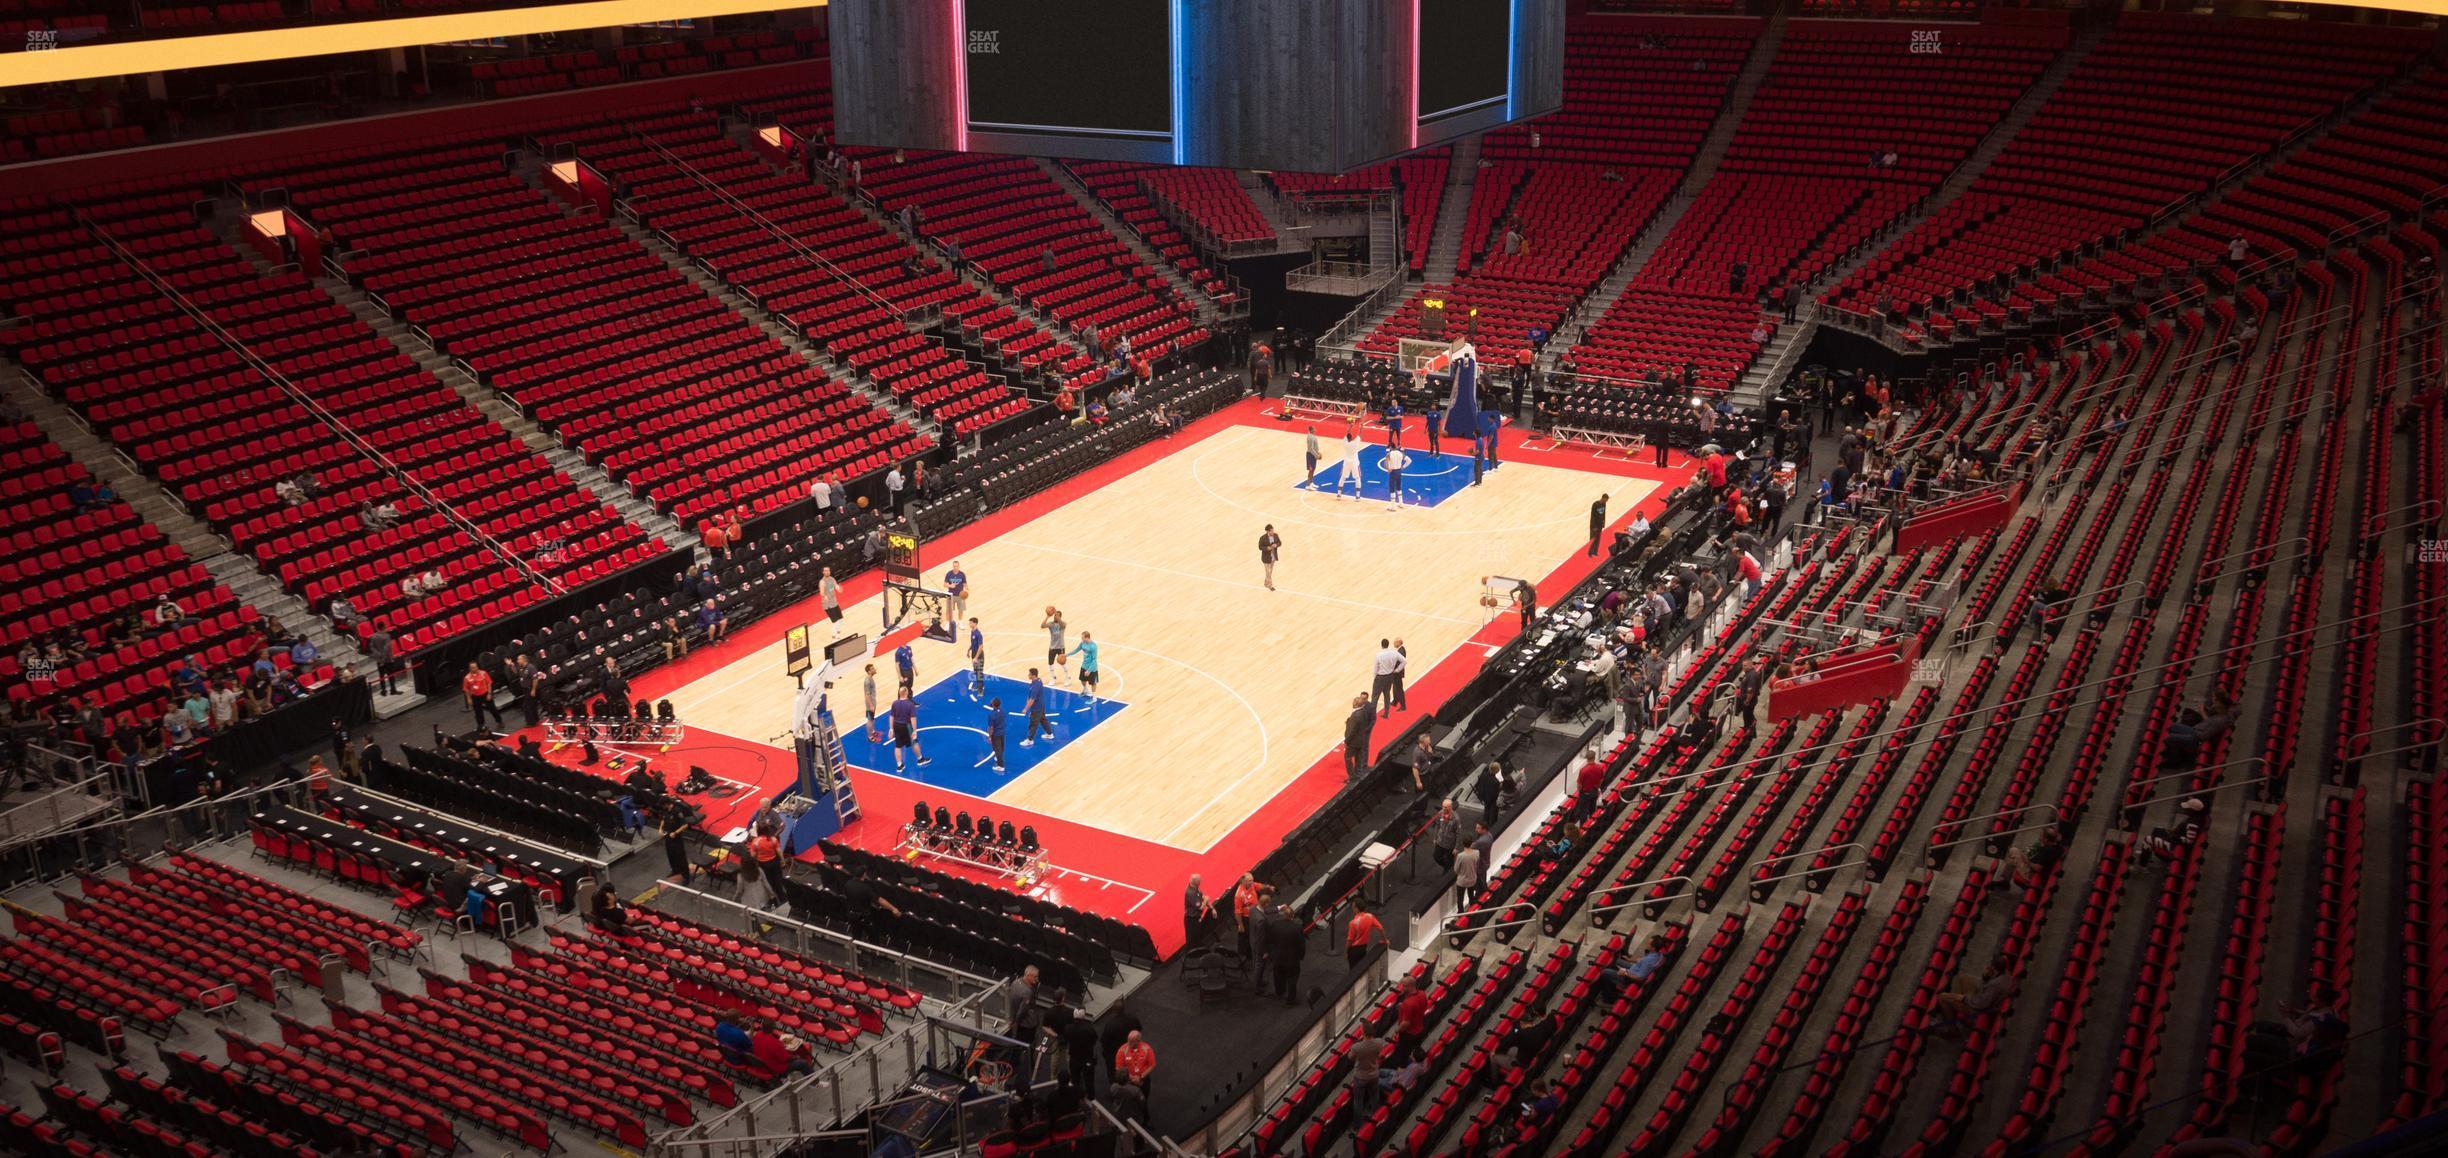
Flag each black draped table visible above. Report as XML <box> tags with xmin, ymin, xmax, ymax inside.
<box><xmin>318</xmin><ymin>787</ymin><xmax>587</xmax><ymax>913</ymax></box>
<box><xmin>255</xmin><ymin>804</ymin><xmax>542</xmax><ymax>925</ymax></box>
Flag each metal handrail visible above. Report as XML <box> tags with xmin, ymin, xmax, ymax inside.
<box><xmin>1586</xmin><ymin>874</ymin><xmax>1695</xmax><ymax>925</ymax></box>
<box><xmin>74</xmin><ymin>209</ymin><xmax>566</xmax><ymax>596</ymax></box>
<box><xmin>2192</xmin><ymin>534</ymin><xmax>2311</xmax><ymax>589</ymax></box>
<box><xmin>1928</xmin><ymin>801</ymin><xmax>2059</xmax><ymax>852</ymax></box>
<box><xmin>2124</xmin><ymin>758</ymin><xmax>2271</xmax><ymax>803</ymax></box>
<box><xmin>634</xmin><ymin>133</ymin><xmax>918</xmax><ymax>328</ymax></box>
<box><xmin>2121</xmin><ymin>776</ymin><xmax>2277</xmax><ymax>823</ymax></box>
<box><xmin>1924</xmin><ymin>815</ymin><xmax>2060</xmax><ymax>867</ymax></box>
<box><xmin>1437</xmin><ymin>900</ymin><xmax>1542</xmax><ymax>942</ymax></box>
<box><xmin>1743</xmin><ymin>843</ymin><xmax>1869</xmax><ymax>904</ymax></box>
<box><xmin>2365</xmin><ymin>498</ymin><xmax>2444</xmax><ymax>541</ymax></box>
<box><xmin>0</xmin><ymin>768</ymin><xmax>123</xmax><ymax>850</ymax></box>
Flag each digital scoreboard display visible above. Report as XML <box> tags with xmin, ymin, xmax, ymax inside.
<box><xmin>1417</xmin><ymin>0</ymin><xmax>1513</xmax><ymax>126</ymax></box>
<box><xmin>962</xmin><ymin>0</ymin><xmax>1174</xmax><ymax>145</ymax></box>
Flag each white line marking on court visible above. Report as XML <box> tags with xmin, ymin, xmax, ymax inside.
<box><xmin>1197</xmin><ymin>426</ymin><xmax>1588</xmax><ymax>536</ymax></box>
<box><xmin>1037</xmin><ymin>866</ymin><xmax>1155</xmax><ymax>913</ymax></box>
<box><xmin>998</xmin><ymin>538</ymin><xmax>1482</xmax><ymax>626</ymax></box>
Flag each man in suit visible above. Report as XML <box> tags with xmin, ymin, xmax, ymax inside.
<box><xmin>1266</xmin><ymin>899</ymin><xmax>1308</xmax><ymax>1005</ymax></box>
<box><xmin>1588</xmin><ymin>494</ymin><xmax>1609</xmax><ymax>556</ymax></box>
<box><xmin>1343</xmin><ymin>695</ymin><xmax>1375</xmax><ymax>779</ymax></box>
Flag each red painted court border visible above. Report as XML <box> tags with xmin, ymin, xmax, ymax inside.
<box><xmin>546</xmin><ymin>395</ymin><xmax>1694</xmax><ymax>956</ymax></box>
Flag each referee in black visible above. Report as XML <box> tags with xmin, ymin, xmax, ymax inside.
<box><xmin>1588</xmin><ymin>494</ymin><xmax>1609</xmax><ymax>556</ymax></box>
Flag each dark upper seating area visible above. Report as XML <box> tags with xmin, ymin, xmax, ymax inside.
<box><xmin>1828</xmin><ymin>12</ymin><xmax>2429</xmax><ymax>335</ymax></box>
<box><xmin>1568</xmin><ymin>20</ymin><xmax>2064</xmax><ymax>392</ymax></box>
<box><xmin>1358</xmin><ymin>15</ymin><xmax>1757</xmax><ymax>362</ymax></box>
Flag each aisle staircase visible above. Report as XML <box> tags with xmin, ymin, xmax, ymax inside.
<box><xmin>1417</xmin><ymin>134</ymin><xmax>1483</xmax><ymax>281</ymax></box>
<box><xmin>1037</xmin><ymin>157</ymin><xmax>1238</xmax><ymax>323</ymax></box>
<box><xmin>1</xmin><ymin>368</ymin><xmax>423</xmax><ymax>719</ymax></box>
<box><xmin>1545</xmin><ymin>8</ymin><xmax>1789</xmax><ymax>374</ymax></box>
<box><xmin>1808</xmin><ymin>19</ymin><xmax>2107</xmax><ymax>309</ymax></box>
<box><xmin>1677</xmin><ymin>5</ymin><xmax>1790</xmax><ymax>196</ymax></box>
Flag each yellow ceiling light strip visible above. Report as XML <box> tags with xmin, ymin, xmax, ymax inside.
<box><xmin>2293</xmin><ymin>0</ymin><xmax>2448</xmax><ymax>12</ymax></box>
<box><xmin>0</xmin><ymin>0</ymin><xmax>826</xmax><ymax>87</ymax></box>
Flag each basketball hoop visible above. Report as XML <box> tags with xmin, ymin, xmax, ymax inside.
<box><xmin>970</xmin><ymin>1057</ymin><xmax>1014</xmax><ymax>1090</ymax></box>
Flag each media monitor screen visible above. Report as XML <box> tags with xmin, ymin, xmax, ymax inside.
<box><xmin>963</xmin><ymin>0</ymin><xmax>1174</xmax><ymax>143</ymax></box>
<box><xmin>1418</xmin><ymin>0</ymin><xmax>1513</xmax><ymax>126</ymax></box>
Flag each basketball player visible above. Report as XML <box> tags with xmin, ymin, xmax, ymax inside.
<box><xmin>1304</xmin><ymin>425</ymin><xmax>1322</xmax><ymax>489</ymax></box>
<box><xmin>1384</xmin><ymin>445</ymin><xmax>1410</xmax><ymax>508</ymax></box>
<box><xmin>1385</xmin><ymin>399</ymin><xmax>1405</xmax><ymax>448</ymax></box>
<box><xmin>862</xmin><ymin>663</ymin><xmax>882</xmax><ymax>743</ymax></box>
<box><xmin>967</xmin><ymin>617</ymin><xmax>987</xmax><ymax>696</ymax></box>
<box><xmin>1259</xmin><ymin>525</ymin><xmax>1282</xmax><ymax>590</ymax></box>
<box><xmin>1338</xmin><ymin>427</ymin><xmax>1364</xmax><ymax>499</ymax></box>
<box><xmin>986</xmin><ymin>697</ymin><xmax>1007</xmax><ymax>770</ymax></box>
<box><xmin>1022</xmin><ymin>668</ymin><xmax>1052</xmax><ymax>745</ymax></box>
<box><xmin>888</xmin><ymin>687</ymin><xmax>931</xmax><ymax>770</ymax></box>
<box><xmin>1424</xmin><ymin>402</ymin><xmax>1445</xmax><ymax>458</ymax></box>
<box><xmin>1069</xmin><ymin>633</ymin><xmax>1102</xmax><ymax>704</ymax></box>
<box><xmin>819</xmin><ymin>566</ymin><xmax>843</xmax><ymax>637</ymax></box>
<box><xmin>1042</xmin><ymin>608</ymin><xmax>1069</xmax><ymax>683</ymax></box>
<box><xmin>944</xmin><ymin>560</ymin><xmax>970</xmax><ymax>623</ymax></box>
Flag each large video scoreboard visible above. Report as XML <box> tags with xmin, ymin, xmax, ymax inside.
<box><xmin>829</xmin><ymin>0</ymin><xmax>1562</xmax><ymax>172</ymax></box>
<box><xmin>960</xmin><ymin>0</ymin><xmax>1175</xmax><ymax>151</ymax></box>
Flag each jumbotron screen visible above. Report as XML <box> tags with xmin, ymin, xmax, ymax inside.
<box><xmin>962</xmin><ymin>0</ymin><xmax>1173</xmax><ymax>143</ymax></box>
<box><xmin>1418</xmin><ymin>0</ymin><xmax>1514</xmax><ymax>125</ymax></box>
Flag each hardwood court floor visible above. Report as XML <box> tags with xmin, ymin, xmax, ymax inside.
<box><xmin>666</xmin><ymin>422</ymin><xmax>1656</xmax><ymax>850</ymax></box>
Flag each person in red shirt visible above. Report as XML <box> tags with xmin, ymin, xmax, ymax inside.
<box><xmin>1114</xmin><ymin>1029</ymin><xmax>1158</xmax><ymax>1099</ymax></box>
<box><xmin>460</xmin><ymin>663</ymin><xmax>499</xmax><ymax>732</ymax></box>
<box><xmin>1232</xmin><ymin>873</ymin><xmax>1265</xmax><ymax>963</ymax></box>
<box><xmin>1394</xmin><ymin>975</ymin><xmax>1433</xmax><ymax>1063</ymax></box>
<box><xmin>1737</xmin><ymin>550</ymin><xmax>1765</xmax><ymax>599</ymax></box>
<box><xmin>1705</xmin><ymin>451</ymin><xmax>1728</xmax><ymax>489</ymax></box>
<box><xmin>749</xmin><ymin>1023</ymin><xmax>815</xmax><ymax>1078</ymax></box>
<box><xmin>1345</xmin><ymin>906</ymin><xmax>1385</xmax><ymax>967</ymax></box>
<box><xmin>748</xmin><ymin>830</ymin><xmax>786</xmax><ymax>909</ymax></box>
<box><xmin>701</xmin><ymin>520</ymin><xmax>728</xmax><ymax>556</ymax></box>
<box><xmin>1572</xmin><ymin>746</ymin><xmax>1607</xmax><ymax>823</ymax></box>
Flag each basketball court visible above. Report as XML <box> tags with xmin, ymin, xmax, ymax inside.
<box><xmin>565</xmin><ymin>395</ymin><xmax>1683</xmax><ymax>954</ymax></box>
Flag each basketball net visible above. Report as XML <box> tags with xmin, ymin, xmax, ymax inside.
<box><xmin>1410</xmin><ymin>340</ymin><xmax>1475</xmax><ymax>394</ymax></box>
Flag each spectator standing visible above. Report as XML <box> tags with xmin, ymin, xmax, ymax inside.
<box><xmin>748</xmin><ymin>826</ymin><xmax>787</xmax><ymax>910</ymax></box>
<box><xmin>1265</xmin><ymin>900</ymin><xmax>1306</xmax><ymax>1005</ymax></box>
<box><xmin>1343</xmin><ymin>695</ymin><xmax>1375</xmax><ymax>779</ymax></box>
<box><xmin>461</xmin><ymin>663</ymin><xmax>499</xmax><ymax>732</ymax></box>
<box><xmin>1350</xmin><ymin>1032</ymin><xmax>1391</xmax><ymax>1115</ymax></box>
<box><xmin>1453</xmin><ymin>840</ymin><xmax>1482</xmax><ymax>909</ymax></box>
<box><xmin>1183</xmin><ymin>874</ymin><xmax>1213</xmax><ymax>950</ymax></box>
<box><xmin>1345</xmin><ymin>905</ymin><xmax>1385</xmax><ymax>966</ymax></box>
<box><xmin>1114</xmin><ymin>1029</ymin><xmax>1157</xmax><ymax>1103</ymax></box>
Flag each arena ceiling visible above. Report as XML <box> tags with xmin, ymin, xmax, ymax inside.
<box><xmin>0</xmin><ymin>0</ymin><xmax>828</xmax><ymax>88</ymax></box>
